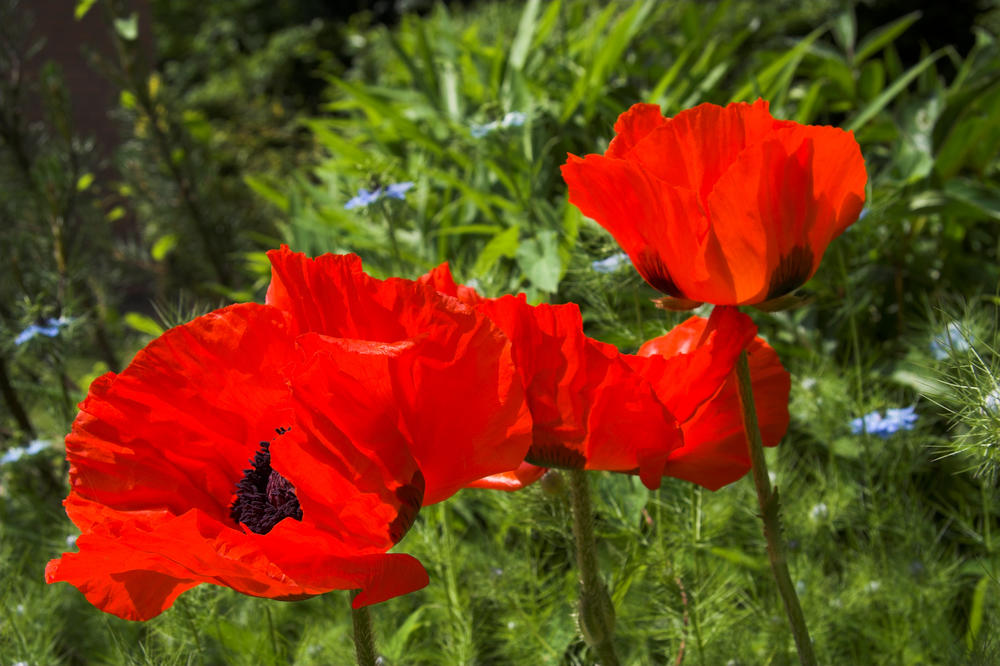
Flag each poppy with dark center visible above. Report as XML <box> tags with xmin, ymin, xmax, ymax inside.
<box><xmin>561</xmin><ymin>99</ymin><xmax>867</xmax><ymax>309</ymax></box>
<box><xmin>419</xmin><ymin>264</ymin><xmax>788</xmax><ymax>491</ymax></box>
<box><xmin>46</xmin><ymin>249</ymin><xmax>532</xmax><ymax>621</ymax></box>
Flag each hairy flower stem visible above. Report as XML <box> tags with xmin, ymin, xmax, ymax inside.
<box><xmin>735</xmin><ymin>351</ymin><xmax>817</xmax><ymax>666</ymax></box>
<box><xmin>568</xmin><ymin>469</ymin><xmax>620</xmax><ymax>666</ymax></box>
<box><xmin>351</xmin><ymin>592</ymin><xmax>378</xmax><ymax>666</ymax></box>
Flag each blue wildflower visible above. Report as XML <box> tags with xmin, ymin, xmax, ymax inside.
<box><xmin>344</xmin><ymin>188</ymin><xmax>381</xmax><ymax>210</ymax></box>
<box><xmin>930</xmin><ymin>322</ymin><xmax>971</xmax><ymax>360</ymax></box>
<box><xmin>383</xmin><ymin>181</ymin><xmax>414</xmax><ymax>199</ymax></box>
<box><xmin>501</xmin><ymin>111</ymin><xmax>526</xmax><ymax>127</ymax></box>
<box><xmin>470</xmin><ymin>111</ymin><xmax>526</xmax><ymax>138</ymax></box>
<box><xmin>850</xmin><ymin>406</ymin><xmax>918</xmax><ymax>438</ymax></box>
<box><xmin>14</xmin><ymin>317</ymin><xmax>71</xmax><ymax>346</ymax></box>
<box><xmin>470</xmin><ymin>121</ymin><xmax>497</xmax><ymax>138</ymax></box>
<box><xmin>985</xmin><ymin>388</ymin><xmax>1000</xmax><ymax>413</ymax></box>
<box><xmin>591</xmin><ymin>252</ymin><xmax>631</xmax><ymax>273</ymax></box>
<box><xmin>1</xmin><ymin>439</ymin><xmax>51</xmax><ymax>465</ymax></box>
<box><xmin>344</xmin><ymin>182</ymin><xmax>415</xmax><ymax>210</ymax></box>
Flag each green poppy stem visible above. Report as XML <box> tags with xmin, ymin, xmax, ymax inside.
<box><xmin>568</xmin><ymin>469</ymin><xmax>621</xmax><ymax>666</ymax></box>
<box><xmin>350</xmin><ymin>592</ymin><xmax>378</xmax><ymax>666</ymax></box>
<box><xmin>735</xmin><ymin>350</ymin><xmax>817</xmax><ymax>666</ymax></box>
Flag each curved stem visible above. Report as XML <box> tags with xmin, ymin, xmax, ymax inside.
<box><xmin>568</xmin><ymin>469</ymin><xmax>620</xmax><ymax>666</ymax></box>
<box><xmin>736</xmin><ymin>350</ymin><xmax>817</xmax><ymax>666</ymax></box>
<box><xmin>351</xmin><ymin>592</ymin><xmax>377</xmax><ymax>666</ymax></box>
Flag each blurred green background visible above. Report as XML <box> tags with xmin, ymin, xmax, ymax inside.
<box><xmin>3</xmin><ymin>0</ymin><xmax>1000</xmax><ymax>663</ymax></box>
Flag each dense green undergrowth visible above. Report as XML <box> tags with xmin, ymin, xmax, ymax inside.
<box><xmin>2</xmin><ymin>0</ymin><xmax>1000</xmax><ymax>663</ymax></box>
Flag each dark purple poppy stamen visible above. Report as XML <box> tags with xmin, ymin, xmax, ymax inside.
<box><xmin>230</xmin><ymin>437</ymin><xmax>303</xmax><ymax>535</ymax></box>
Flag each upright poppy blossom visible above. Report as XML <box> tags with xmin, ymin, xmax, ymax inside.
<box><xmin>419</xmin><ymin>264</ymin><xmax>787</xmax><ymax>491</ymax></box>
<box><xmin>46</xmin><ymin>249</ymin><xmax>532</xmax><ymax>621</ymax></box>
<box><xmin>561</xmin><ymin>99</ymin><xmax>867</xmax><ymax>308</ymax></box>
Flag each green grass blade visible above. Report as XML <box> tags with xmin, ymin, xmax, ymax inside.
<box><xmin>729</xmin><ymin>25</ymin><xmax>826</xmax><ymax>103</ymax></box>
<box><xmin>509</xmin><ymin>0</ymin><xmax>542</xmax><ymax>71</ymax></box>
<box><xmin>844</xmin><ymin>50</ymin><xmax>944</xmax><ymax>132</ymax></box>
<box><xmin>854</xmin><ymin>11</ymin><xmax>921</xmax><ymax>65</ymax></box>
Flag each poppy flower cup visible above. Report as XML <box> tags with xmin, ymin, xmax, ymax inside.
<box><xmin>419</xmin><ymin>265</ymin><xmax>789</xmax><ymax>492</ymax></box>
<box><xmin>628</xmin><ymin>315</ymin><xmax>791</xmax><ymax>490</ymax></box>
<box><xmin>561</xmin><ymin>100</ymin><xmax>867</xmax><ymax>308</ymax></box>
<box><xmin>46</xmin><ymin>249</ymin><xmax>532</xmax><ymax>621</ymax></box>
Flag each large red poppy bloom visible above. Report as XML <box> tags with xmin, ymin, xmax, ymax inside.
<box><xmin>561</xmin><ymin>100</ymin><xmax>867</xmax><ymax>308</ymax></box>
<box><xmin>419</xmin><ymin>265</ymin><xmax>785</xmax><ymax>491</ymax></box>
<box><xmin>46</xmin><ymin>248</ymin><xmax>532</xmax><ymax>621</ymax></box>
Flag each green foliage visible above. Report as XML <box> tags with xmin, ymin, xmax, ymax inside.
<box><xmin>4</xmin><ymin>0</ymin><xmax>1000</xmax><ymax>664</ymax></box>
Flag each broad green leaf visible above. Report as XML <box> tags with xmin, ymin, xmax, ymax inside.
<box><xmin>150</xmin><ymin>234</ymin><xmax>178</xmax><ymax>261</ymax></box>
<box><xmin>515</xmin><ymin>228</ymin><xmax>561</xmax><ymax>293</ymax></box>
<box><xmin>124</xmin><ymin>312</ymin><xmax>164</xmax><ymax>338</ymax></box>
<box><xmin>113</xmin><ymin>13</ymin><xmax>138</xmax><ymax>41</ymax></box>
<box><xmin>473</xmin><ymin>225</ymin><xmax>520</xmax><ymax>276</ymax></box>
<box><xmin>74</xmin><ymin>0</ymin><xmax>97</xmax><ymax>20</ymax></box>
<box><xmin>75</xmin><ymin>173</ymin><xmax>94</xmax><ymax>192</ymax></box>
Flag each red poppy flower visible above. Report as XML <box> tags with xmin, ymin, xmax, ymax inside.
<box><xmin>46</xmin><ymin>249</ymin><xmax>532</xmax><ymax>621</ymax></box>
<box><xmin>468</xmin><ymin>309</ymin><xmax>789</xmax><ymax>492</ymax></box>
<box><xmin>561</xmin><ymin>100</ymin><xmax>867</xmax><ymax>308</ymax></box>
<box><xmin>419</xmin><ymin>265</ymin><xmax>771</xmax><ymax>490</ymax></box>
<box><xmin>629</xmin><ymin>315</ymin><xmax>790</xmax><ymax>490</ymax></box>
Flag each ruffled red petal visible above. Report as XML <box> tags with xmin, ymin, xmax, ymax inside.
<box><xmin>268</xmin><ymin>248</ymin><xmax>533</xmax><ymax>505</ymax></box>
<box><xmin>625</xmin><ymin>100</ymin><xmax>790</xmax><ymax>203</ymax></box>
<box><xmin>280</xmin><ymin>340</ymin><xmax>423</xmax><ymax>549</ymax></box>
<box><xmin>265</xmin><ymin>246</ymin><xmax>364</xmax><ymax>331</ymax></box>
<box><xmin>477</xmin><ymin>295</ymin><xmax>680</xmax><ymax>473</ymax></box>
<box><xmin>707</xmin><ymin>124</ymin><xmax>866</xmax><ymax>302</ymax></box>
<box><xmin>465</xmin><ymin>462</ymin><xmax>547</xmax><ymax>491</ymax></box>
<box><xmin>64</xmin><ymin>303</ymin><xmax>297</xmax><ymax>523</ymax></box>
<box><xmin>48</xmin><ymin>507</ymin><xmax>312</xmax><ymax>621</ymax></box>
<box><xmin>417</xmin><ymin>263</ymin><xmax>485</xmax><ymax>306</ymax></box>
<box><xmin>45</xmin><ymin>538</ymin><xmax>199</xmax><ymax>622</ymax></box>
<box><xmin>562</xmin><ymin>154</ymin><xmax>733</xmax><ymax>303</ymax></box>
<box><xmin>606</xmin><ymin>103</ymin><xmax>668</xmax><ymax>158</ymax></box>
<box><xmin>633</xmin><ymin>306</ymin><xmax>756</xmax><ymax>423</ymax></box>
<box><xmin>638</xmin><ymin>318</ymin><xmax>789</xmax><ymax>490</ymax></box>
